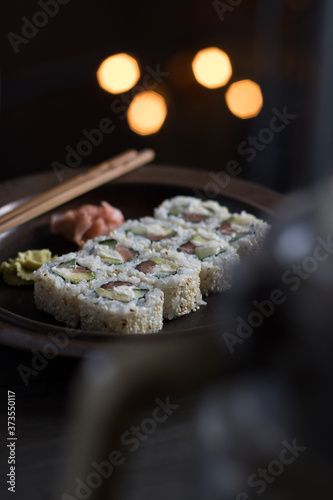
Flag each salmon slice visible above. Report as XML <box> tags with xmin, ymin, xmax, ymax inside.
<box><xmin>136</xmin><ymin>260</ymin><xmax>156</xmax><ymax>274</ymax></box>
<box><xmin>184</xmin><ymin>213</ymin><xmax>208</xmax><ymax>222</ymax></box>
<box><xmin>145</xmin><ymin>233</ymin><xmax>172</xmax><ymax>241</ymax></box>
<box><xmin>71</xmin><ymin>266</ymin><xmax>92</xmax><ymax>274</ymax></box>
<box><xmin>101</xmin><ymin>281</ymin><xmax>133</xmax><ymax>290</ymax></box>
<box><xmin>115</xmin><ymin>245</ymin><xmax>137</xmax><ymax>262</ymax></box>
<box><xmin>178</xmin><ymin>241</ymin><xmax>196</xmax><ymax>254</ymax></box>
<box><xmin>218</xmin><ymin>221</ymin><xmax>235</xmax><ymax>235</ymax></box>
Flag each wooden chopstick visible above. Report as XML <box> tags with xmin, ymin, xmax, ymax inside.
<box><xmin>0</xmin><ymin>148</ymin><xmax>155</xmax><ymax>235</ymax></box>
<box><xmin>0</xmin><ymin>149</ymin><xmax>137</xmax><ymax>226</ymax></box>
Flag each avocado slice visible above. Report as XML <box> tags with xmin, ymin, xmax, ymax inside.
<box><xmin>101</xmin><ymin>257</ymin><xmax>123</xmax><ymax>265</ymax></box>
<box><xmin>190</xmin><ymin>233</ymin><xmax>208</xmax><ymax>244</ymax></box>
<box><xmin>159</xmin><ymin>228</ymin><xmax>177</xmax><ymax>237</ymax></box>
<box><xmin>95</xmin><ymin>287</ymin><xmax>147</xmax><ymax>301</ymax></box>
<box><xmin>95</xmin><ymin>288</ymin><xmax>131</xmax><ymax>302</ymax></box>
<box><xmin>69</xmin><ymin>272</ymin><xmax>96</xmax><ymax>284</ymax></box>
<box><xmin>168</xmin><ymin>204</ymin><xmax>213</xmax><ymax>217</ymax></box>
<box><xmin>128</xmin><ymin>226</ymin><xmax>147</xmax><ymax>235</ymax></box>
<box><xmin>168</xmin><ymin>206</ymin><xmax>184</xmax><ymax>216</ymax></box>
<box><xmin>229</xmin><ymin>231</ymin><xmax>252</xmax><ymax>242</ymax></box>
<box><xmin>150</xmin><ymin>256</ymin><xmax>178</xmax><ymax>268</ymax></box>
<box><xmin>150</xmin><ymin>257</ymin><xmax>179</xmax><ymax>274</ymax></box>
<box><xmin>150</xmin><ymin>256</ymin><xmax>168</xmax><ymax>265</ymax></box>
<box><xmin>227</xmin><ymin>215</ymin><xmax>244</xmax><ymax>225</ymax></box>
<box><xmin>196</xmin><ymin>247</ymin><xmax>219</xmax><ymax>260</ymax></box>
<box><xmin>133</xmin><ymin>288</ymin><xmax>148</xmax><ymax>298</ymax></box>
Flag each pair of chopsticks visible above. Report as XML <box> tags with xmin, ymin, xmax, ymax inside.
<box><xmin>0</xmin><ymin>148</ymin><xmax>155</xmax><ymax>235</ymax></box>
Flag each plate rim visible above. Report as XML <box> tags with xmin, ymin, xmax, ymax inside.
<box><xmin>0</xmin><ymin>165</ymin><xmax>286</xmax><ymax>356</ymax></box>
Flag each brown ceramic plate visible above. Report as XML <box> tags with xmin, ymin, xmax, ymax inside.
<box><xmin>0</xmin><ymin>165</ymin><xmax>285</xmax><ymax>356</ymax></box>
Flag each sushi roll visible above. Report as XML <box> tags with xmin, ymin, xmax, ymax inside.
<box><xmin>32</xmin><ymin>195</ymin><xmax>270</xmax><ymax>335</ymax></box>
<box><xmin>77</xmin><ymin>273</ymin><xmax>164</xmax><ymax>334</ymax></box>
<box><xmin>172</xmin><ymin>227</ymin><xmax>240</xmax><ymax>296</ymax></box>
<box><xmin>33</xmin><ymin>252</ymin><xmax>107</xmax><ymax>327</ymax></box>
<box><xmin>82</xmin><ymin>235</ymin><xmax>140</xmax><ymax>274</ymax></box>
<box><xmin>114</xmin><ymin>217</ymin><xmax>180</xmax><ymax>251</ymax></box>
<box><xmin>126</xmin><ymin>250</ymin><xmax>204</xmax><ymax>320</ymax></box>
<box><xmin>154</xmin><ymin>195</ymin><xmax>230</xmax><ymax>226</ymax></box>
<box><xmin>211</xmin><ymin>211</ymin><xmax>271</xmax><ymax>258</ymax></box>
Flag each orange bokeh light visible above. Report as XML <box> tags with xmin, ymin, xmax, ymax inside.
<box><xmin>127</xmin><ymin>91</ymin><xmax>167</xmax><ymax>136</ymax></box>
<box><xmin>97</xmin><ymin>53</ymin><xmax>140</xmax><ymax>94</ymax></box>
<box><xmin>192</xmin><ymin>47</ymin><xmax>232</xmax><ymax>89</ymax></box>
<box><xmin>225</xmin><ymin>80</ymin><xmax>263</xmax><ymax>119</ymax></box>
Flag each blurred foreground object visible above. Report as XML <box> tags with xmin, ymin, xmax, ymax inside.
<box><xmin>61</xmin><ymin>178</ymin><xmax>333</xmax><ymax>499</ymax></box>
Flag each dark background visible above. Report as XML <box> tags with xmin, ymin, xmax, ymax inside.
<box><xmin>1</xmin><ymin>0</ymin><xmax>330</xmax><ymax>192</ymax></box>
<box><xmin>2</xmin><ymin>4</ymin><xmax>333</xmax><ymax>499</ymax></box>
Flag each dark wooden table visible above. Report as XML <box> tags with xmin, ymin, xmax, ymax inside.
<box><xmin>0</xmin><ymin>342</ymin><xmax>210</xmax><ymax>500</ymax></box>
<box><xmin>0</xmin><ymin>344</ymin><xmax>80</xmax><ymax>500</ymax></box>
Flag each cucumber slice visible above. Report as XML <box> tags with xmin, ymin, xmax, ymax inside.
<box><xmin>54</xmin><ymin>259</ymin><xmax>96</xmax><ymax>282</ymax></box>
<box><xmin>54</xmin><ymin>266</ymin><xmax>96</xmax><ymax>283</ymax></box>
<box><xmin>196</xmin><ymin>247</ymin><xmax>219</xmax><ymax>260</ymax></box>
<box><xmin>99</xmin><ymin>239</ymin><xmax>117</xmax><ymax>249</ymax></box>
<box><xmin>57</xmin><ymin>258</ymin><xmax>76</xmax><ymax>269</ymax></box>
<box><xmin>156</xmin><ymin>271</ymin><xmax>177</xmax><ymax>279</ymax></box>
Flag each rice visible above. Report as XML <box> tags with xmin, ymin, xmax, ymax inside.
<box><xmin>113</xmin><ymin>217</ymin><xmax>182</xmax><ymax>252</ymax></box>
<box><xmin>154</xmin><ymin>195</ymin><xmax>230</xmax><ymax>227</ymax></box>
<box><xmin>81</xmin><ymin>234</ymin><xmax>142</xmax><ymax>275</ymax></box>
<box><xmin>208</xmin><ymin>210</ymin><xmax>271</xmax><ymax>258</ymax></box>
<box><xmin>125</xmin><ymin>249</ymin><xmax>204</xmax><ymax>320</ymax></box>
<box><xmin>33</xmin><ymin>252</ymin><xmax>108</xmax><ymax>327</ymax></box>
<box><xmin>159</xmin><ymin>227</ymin><xmax>240</xmax><ymax>296</ymax></box>
<box><xmin>77</xmin><ymin>273</ymin><xmax>164</xmax><ymax>334</ymax></box>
